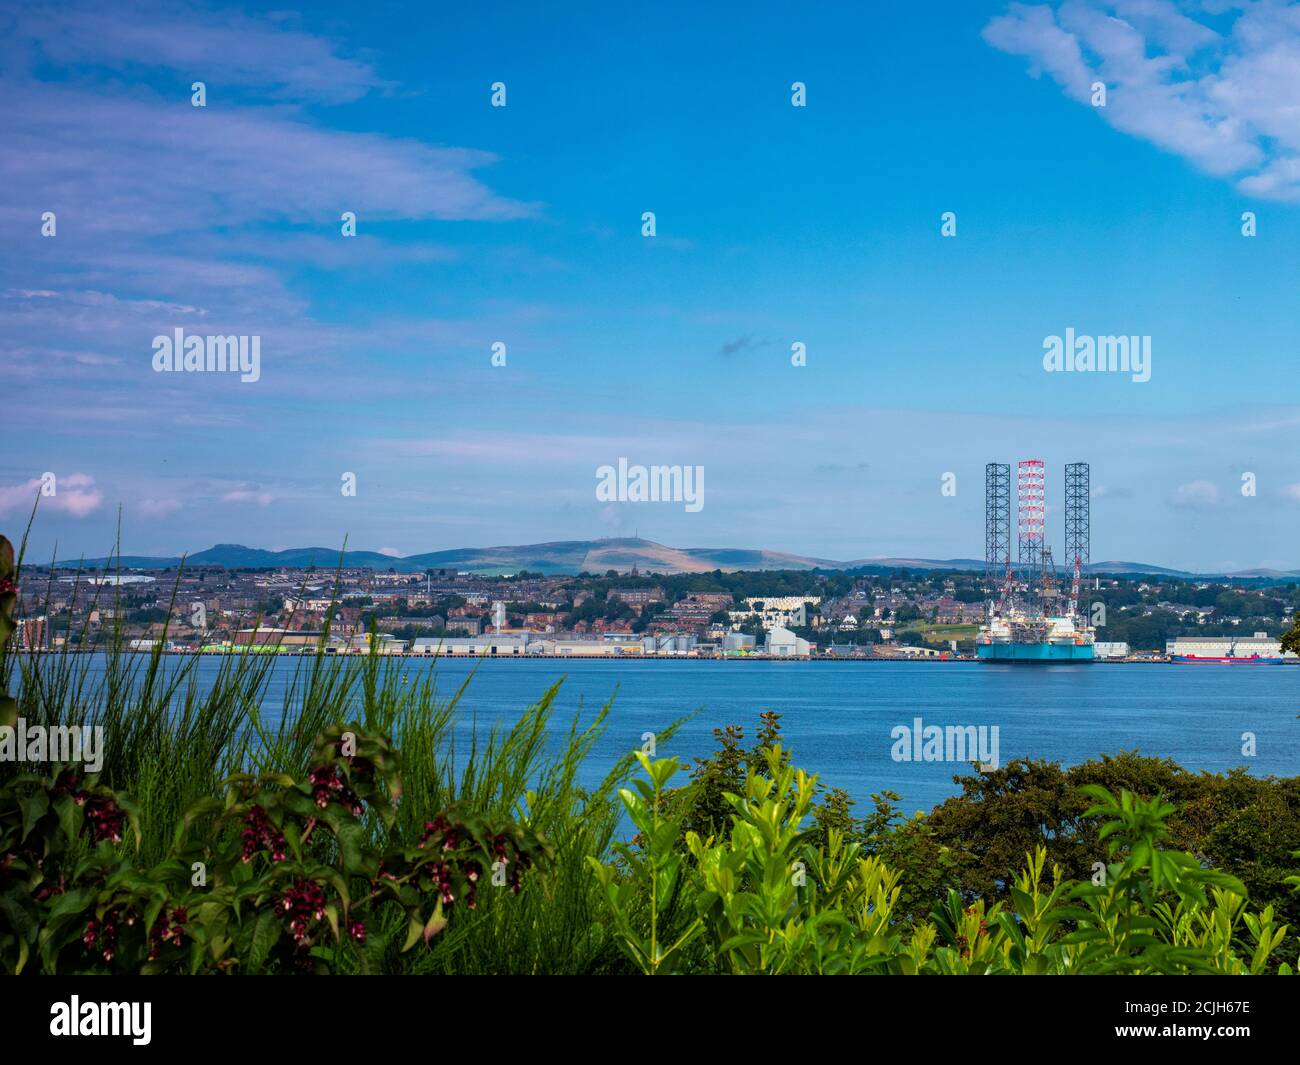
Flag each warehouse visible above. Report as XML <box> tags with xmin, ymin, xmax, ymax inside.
<box><xmin>410</xmin><ymin>636</ymin><xmax>530</xmax><ymax>655</ymax></box>
<box><xmin>1166</xmin><ymin>633</ymin><xmax>1294</xmax><ymax>660</ymax></box>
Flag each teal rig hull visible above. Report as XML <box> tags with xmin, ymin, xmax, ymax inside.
<box><xmin>977</xmin><ymin>641</ymin><xmax>1096</xmax><ymax>662</ymax></box>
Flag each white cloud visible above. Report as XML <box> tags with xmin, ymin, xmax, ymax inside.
<box><xmin>221</xmin><ymin>489</ymin><xmax>273</xmax><ymax>506</ymax></box>
<box><xmin>138</xmin><ymin>498</ymin><xmax>183</xmax><ymax>518</ymax></box>
<box><xmin>1168</xmin><ymin>479</ymin><xmax>1221</xmax><ymax>508</ymax></box>
<box><xmin>0</xmin><ymin>474</ymin><xmax>103</xmax><ymax>518</ymax></box>
<box><xmin>984</xmin><ymin>1</ymin><xmax>1300</xmax><ymax>199</ymax></box>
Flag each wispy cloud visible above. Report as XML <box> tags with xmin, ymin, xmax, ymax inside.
<box><xmin>1</xmin><ymin>2</ymin><xmax>541</xmax><ymax>451</ymax></box>
<box><xmin>0</xmin><ymin>84</ymin><xmax>533</xmax><ymax>236</ymax></box>
<box><xmin>1167</xmin><ymin>479</ymin><xmax>1221</xmax><ymax>509</ymax></box>
<box><xmin>718</xmin><ymin>334</ymin><xmax>767</xmax><ymax>357</ymax></box>
<box><xmin>813</xmin><ymin>462</ymin><xmax>871</xmax><ymax>474</ymax></box>
<box><xmin>12</xmin><ymin>2</ymin><xmax>386</xmax><ymax>104</ymax></box>
<box><xmin>137</xmin><ymin>497</ymin><xmax>183</xmax><ymax>519</ymax></box>
<box><xmin>984</xmin><ymin>1</ymin><xmax>1300</xmax><ymax>199</ymax></box>
<box><xmin>220</xmin><ymin>488</ymin><xmax>273</xmax><ymax>506</ymax></box>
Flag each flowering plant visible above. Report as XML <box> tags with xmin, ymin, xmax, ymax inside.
<box><xmin>0</xmin><ymin>722</ymin><xmax>549</xmax><ymax>974</ymax></box>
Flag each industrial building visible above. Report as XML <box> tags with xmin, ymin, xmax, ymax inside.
<box><xmin>722</xmin><ymin>633</ymin><xmax>756</xmax><ymax>654</ymax></box>
<box><xmin>410</xmin><ymin>635</ymin><xmax>529</xmax><ymax>655</ymax></box>
<box><xmin>765</xmin><ymin>626</ymin><xmax>811</xmax><ymax>657</ymax></box>
<box><xmin>542</xmin><ymin>638</ymin><xmax>648</xmax><ymax>656</ymax></box>
<box><xmin>1166</xmin><ymin>633</ymin><xmax>1295</xmax><ymax>660</ymax></box>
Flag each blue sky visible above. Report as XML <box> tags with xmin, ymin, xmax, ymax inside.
<box><xmin>2</xmin><ymin>0</ymin><xmax>1299</xmax><ymax>571</ymax></box>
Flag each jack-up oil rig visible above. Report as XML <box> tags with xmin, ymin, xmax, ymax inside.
<box><xmin>977</xmin><ymin>461</ymin><xmax>1096</xmax><ymax>662</ymax></box>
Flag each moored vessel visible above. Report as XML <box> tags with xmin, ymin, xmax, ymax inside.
<box><xmin>1167</xmin><ymin>633</ymin><xmax>1296</xmax><ymax>665</ymax></box>
<box><xmin>978</xmin><ymin>538</ymin><xmax>1095</xmax><ymax>663</ymax></box>
<box><xmin>976</xmin><ymin>608</ymin><xmax>1096</xmax><ymax>662</ymax></box>
<box><xmin>1171</xmin><ymin>654</ymin><xmax>1285</xmax><ymax>664</ymax></box>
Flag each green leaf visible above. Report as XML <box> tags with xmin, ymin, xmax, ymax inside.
<box><xmin>54</xmin><ymin>793</ymin><xmax>81</xmax><ymax>846</ymax></box>
<box><xmin>143</xmin><ymin>894</ymin><xmax>166</xmax><ymax>935</ymax></box>
<box><xmin>246</xmin><ymin>909</ymin><xmax>281</xmax><ymax>972</ymax></box>
<box><xmin>335</xmin><ymin>819</ymin><xmax>368</xmax><ymax>876</ymax></box>
<box><xmin>0</xmin><ymin>887</ymin><xmax>38</xmax><ymax>943</ymax></box>
<box><xmin>18</xmin><ymin>791</ymin><xmax>49</xmax><ymax>842</ymax></box>
<box><xmin>45</xmin><ymin>887</ymin><xmax>95</xmax><ymax>922</ymax></box>
<box><xmin>400</xmin><ymin>912</ymin><xmax>423</xmax><ymax>953</ymax></box>
<box><xmin>423</xmin><ymin>900</ymin><xmax>448</xmax><ymax>943</ymax></box>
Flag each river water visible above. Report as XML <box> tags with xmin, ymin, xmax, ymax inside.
<box><xmin>133</xmin><ymin>656</ymin><xmax>1300</xmax><ymax>815</ymax></box>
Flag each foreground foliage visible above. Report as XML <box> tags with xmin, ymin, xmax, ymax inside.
<box><xmin>0</xmin><ymin>723</ymin><xmax>550</xmax><ymax>974</ymax></box>
<box><xmin>592</xmin><ymin>751</ymin><xmax>1298</xmax><ymax>975</ymax></box>
<box><xmin>3</xmin><ymin>533</ymin><xmax>1298</xmax><ymax>974</ymax></box>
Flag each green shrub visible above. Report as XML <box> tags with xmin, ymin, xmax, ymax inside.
<box><xmin>591</xmin><ymin>751</ymin><xmax>1298</xmax><ymax>975</ymax></box>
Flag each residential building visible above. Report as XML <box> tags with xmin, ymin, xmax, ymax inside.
<box><xmin>609</xmin><ymin>587</ymin><xmax>664</xmax><ymax>606</ymax></box>
<box><xmin>729</xmin><ymin>596</ymin><xmax>821</xmax><ymax>631</ymax></box>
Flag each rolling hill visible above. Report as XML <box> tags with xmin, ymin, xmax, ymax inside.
<box><xmin>44</xmin><ymin>538</ymin><xmax>1297</xmax><ymax>579</ymax></box>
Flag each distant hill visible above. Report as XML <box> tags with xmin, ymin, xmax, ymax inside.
<box><xmin>1090</xmin><ymin>560</ymin><xmax>1193</xmax><ymax>577</ymax></box>
<box><xmin>189</xmin><ymin>544</ymin><xmax>400</xmax><ymax>569</ymax></box>
<box><xmin>44</xmin><ymin>538</ymin><xmax>1297</xmax><ymax>580</ymax></box>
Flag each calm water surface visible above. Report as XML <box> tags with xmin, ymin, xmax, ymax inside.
<box><xmin>95</xmin><ymin>657</ymin><xmax>1300</xmax><ymax>815</ymax></box>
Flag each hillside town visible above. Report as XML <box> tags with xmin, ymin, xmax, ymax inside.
<box><xmin>12</xmin><ymin>561</ymin><xmax>1300</xmax><ymax>661</ymax></box>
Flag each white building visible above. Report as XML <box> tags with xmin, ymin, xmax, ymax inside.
<box><xmin>1166</xmin><ymin>633</ymin><xmax>1293</xmax><ymax>659</ymax></box>
<box><xmin>729</xmin><ymin>596</ymin><xmax>820</xmax><ymax>632</ymax></box>
<box><xmin>1094</xmin><ymin>642</ymin><xmax>1130</xmax><ymax>659</ymax></box>
<box><xmin>411</xmin><ymin>635</ymin><xmax>530</xmax><ymax>655</ymax></box>
<box><xmin>765</xmin><ymin>626</ymin><xmax>811</xmax><ymax>657</ymax></box>
<box><xmin>535</xmin><ymin>639</ymin><xmax>646</xmax><ymax>656</ymax></box>
<box><xmin>346</xmin><ymin>633</ymin><xmax>407</xmax><ymax>654</ymax></box>
<box><xmin>283</xmin><ymin>596</ymin><xmax>337</xmax><ymax>612</ymax></box>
